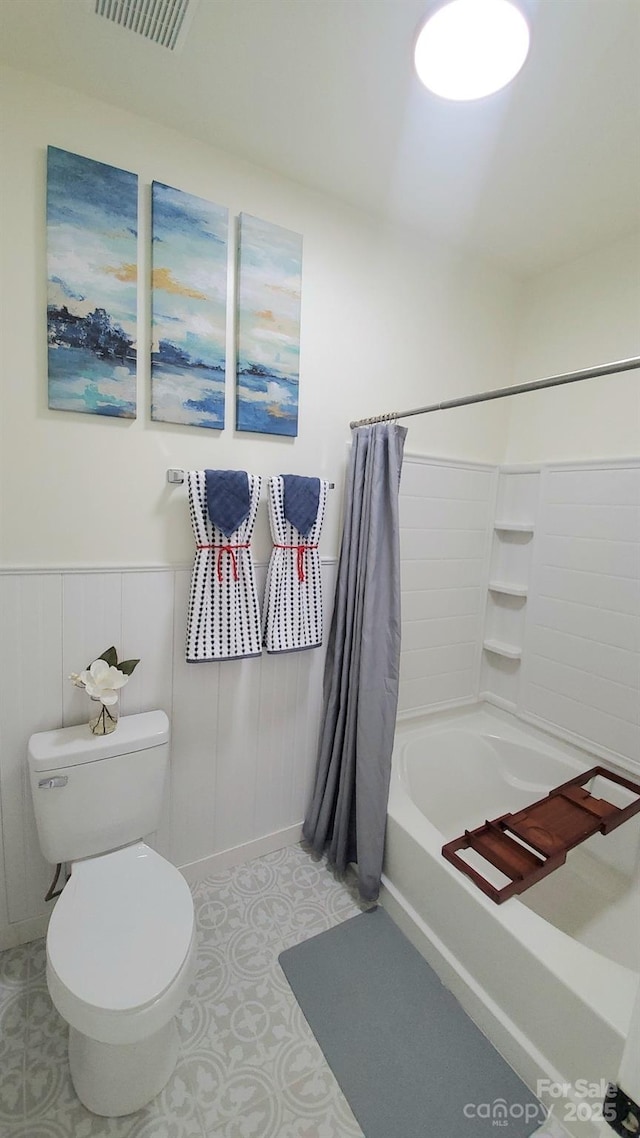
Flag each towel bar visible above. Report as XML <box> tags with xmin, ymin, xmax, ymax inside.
<box><xmin>167</xmin><ymin>469</ymin><xmax>334</xmax><ymax>488</ymax></box>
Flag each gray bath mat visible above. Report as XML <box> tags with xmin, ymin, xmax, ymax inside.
<box><xmin>279</xmin><ymin>907</ymin><xmax>544</xmax><ymax>1138</ymax></box>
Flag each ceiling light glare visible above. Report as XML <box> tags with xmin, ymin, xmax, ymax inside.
<box><xmin>414</xmin><ymin>0</ymin><xmax>530</xmax><ymax>101</ymax></box>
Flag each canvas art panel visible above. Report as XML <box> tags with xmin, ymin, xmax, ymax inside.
<box><xmin>236</xmin><ymin>213</ymin><xmax>303</xmax><ymax>437</ymax></box>
<box><xmin>47</xmin><ymin>147</ymin><xmax>138</xmax><ymax>419</ymax></box>
<box><xmin>151</xmin><ymin>182</ymin><xmax>228</xmax><ymax>429</ymax></box>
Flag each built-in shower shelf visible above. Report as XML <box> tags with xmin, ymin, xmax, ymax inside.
<box><xmin>483</xmin><ymin>639</ymin><xmax>522</xmax><ymax>660</ymax></box>
<box><xmin>493</xmin><ymin>521</ymin><xmax>535</xmax><ymax>533</ymax></box>
<box><xmin>442</xmin><ymin>766</ymin><xmax>640</xmax><ymax>904</ymax></box>
<box><xmin>488</xmin><ymin>581</ymin><xmax>528</xmax><ymax>598</ymax></box>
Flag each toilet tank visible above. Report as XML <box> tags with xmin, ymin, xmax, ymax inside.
<box><xmin>28</xmin><ymin>711</ymin><xmax>169</xmax><ymax>864</ymax></box>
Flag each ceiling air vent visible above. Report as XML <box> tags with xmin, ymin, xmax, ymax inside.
<box><xmin>93</xmin><ymin>0</ymin><xmax>199</xmax><ymax>52</ymax></box>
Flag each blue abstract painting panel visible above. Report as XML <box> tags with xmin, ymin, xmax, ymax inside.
<box><xmin>151</xmin><ymin>182</ymin><xmax>228</xmax><ymax>429</ymax></box>
<box><xmin>47</xmin><ymin>147</ymin><xmax>138</xmax><ymax>419</ymax></box>
<box><xmin>236</xmin><ymin>214</ymin><xmax>303</xmax><ymax>437</ymax></box>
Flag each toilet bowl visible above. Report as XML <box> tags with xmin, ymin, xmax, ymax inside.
<box><xmin>46</xmin><ymin>842</ymin><xmax>195</xmax><ymax>1116</ymax></box>
<box><xmin>28</xmin><ymin>710</ymin><xmax>196</xmax><ymax>1116</ymax></box>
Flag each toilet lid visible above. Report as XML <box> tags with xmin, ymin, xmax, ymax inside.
<box><xmin>47</xmin><ymin>843</ymin><xmax>194</xmax><ymax>1013</ymax></box>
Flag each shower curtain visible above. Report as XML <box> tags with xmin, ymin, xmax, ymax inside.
<box><xmin>303</xmin><ymin>421</ymin><xmax>407</xmax><ymax>902</ymax></box>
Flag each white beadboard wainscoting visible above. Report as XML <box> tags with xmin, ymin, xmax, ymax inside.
<box><xmin>0</xmin><ymin>560</ymin><xmax>336</xmax><ymax>949</ymax></box>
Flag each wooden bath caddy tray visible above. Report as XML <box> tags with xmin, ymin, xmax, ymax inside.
<box><xmin>441</xmin><ymin>766</ymin><xmax>640</xmax><ymax>904</ymax></box>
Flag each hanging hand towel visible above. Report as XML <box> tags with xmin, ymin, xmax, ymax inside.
<box><xmin>186</xmin><ymin>470</ymin><xmax>262</xmax><ymax>662</ymax></box>
<box><xmin>262</xmin><ymin>475</ymin><xmax>329</xmax><ymax>653</ymax></box>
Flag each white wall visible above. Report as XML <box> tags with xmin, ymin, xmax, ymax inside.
<box><xmin>505</xmin><ymin>231</ymin><xmax>640</xmax><ymax>464</ymax></box>
<box><xmin>0</xmin><ymin>66</ymin><xmax>517</xmax><ymax>570</ymax></box>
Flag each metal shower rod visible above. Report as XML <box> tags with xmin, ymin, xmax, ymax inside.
<box><xmin>349</xmin><ymin>356</ymin><xmax>640</xmax><ymax>429</ymax></box>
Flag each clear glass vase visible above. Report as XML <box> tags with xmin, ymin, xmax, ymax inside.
<box><xmin>89</xmin><ymin>700</ymin><xmax>119</xmax><ymax>736</ymax></box>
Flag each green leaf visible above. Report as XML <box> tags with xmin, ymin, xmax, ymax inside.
<box><xmin>98</xmin><ymin>646</ymin><xmax>118</xmax><ymax>668</ymax></box>
<box><xmin>118</xmin><ymin>658</ymin><xmax>140</xmax><ymax>676</ymax></box>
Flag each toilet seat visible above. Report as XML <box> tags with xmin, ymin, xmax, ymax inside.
<box><xmin>46</xmin><ymin>842</ymin><xmax>195</xmax><ymax>1044</ymax></box>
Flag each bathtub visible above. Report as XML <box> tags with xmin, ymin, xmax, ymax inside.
<box><xmin>381</xmin><ymin>703</ymin><xmax>640</xmax><ymax>1136</ymax></box>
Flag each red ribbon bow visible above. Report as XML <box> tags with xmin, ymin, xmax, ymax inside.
<box><xmin>274</xmin><ymin>543</ymin><xmax>318</xmax><ymax>582</ymax></box>
<box><xmin>196</xmin><ymin>543</ymin><xmax>250</xmax><ymax>582</ymax></box>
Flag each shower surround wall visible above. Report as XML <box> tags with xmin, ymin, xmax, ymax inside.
<box><xmin>528</xmin><ymin>465</ymin><xmax>637</xmax><ymax>753</ymax></box>
<box><xmin>398</xmin><ymin>456</ymin><xmax>496</xmax><ymax>715</ymax></box>
<box><xmin>398</xmin><ymin>455</ymin><xmax>640</xmax><ymax>775</ymax></box>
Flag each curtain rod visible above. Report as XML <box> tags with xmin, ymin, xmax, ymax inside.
<box><xmin>349</xmin><ymin>356</ymin><xmax>640</xmax><ymax>429</ymax></box>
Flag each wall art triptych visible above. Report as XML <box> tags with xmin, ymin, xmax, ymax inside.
<box><xmin>46</xmin><ymin>147</ymin><xmax>303</xmax><ymax>436</ymax></box>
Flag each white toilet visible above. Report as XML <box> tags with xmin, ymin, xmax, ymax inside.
<box><xmin>27</xmin><ymin>710</ymin><xmax>196</xmax><ymax>1117</ymax></box>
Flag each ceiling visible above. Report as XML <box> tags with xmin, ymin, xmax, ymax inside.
<box><xmin>1</xmin><ymin>0</ymin><xmax>639</xmax><ymax>276</ymax></box>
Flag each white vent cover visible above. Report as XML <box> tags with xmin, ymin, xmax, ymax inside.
<box><xmin>93</xmin><ymin>0</ymin><xmax>199</xmax><ymax>52</ymax></box>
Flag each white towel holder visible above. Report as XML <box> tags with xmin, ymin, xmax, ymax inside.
<box><xmin>166</xmin><ymin>469</ymin><xmax>334</xmax><ymax>488</ymax></box>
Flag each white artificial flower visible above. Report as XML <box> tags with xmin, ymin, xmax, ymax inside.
<box><xmin>78</xmin><ymin>658</ymin><xmax>129</xmax><ymax>706</ymax></box>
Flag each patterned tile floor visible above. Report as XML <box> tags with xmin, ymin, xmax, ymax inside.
<box><xmin>0</xmin><ymin>844</ymin><xmax>370</xmax><ymax>1138</ymax></box>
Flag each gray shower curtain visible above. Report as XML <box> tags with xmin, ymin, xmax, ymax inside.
<box><xmin>303</xmin><ymin>421</ymin><xmax>407</xmax><ymax>901</ymax></box>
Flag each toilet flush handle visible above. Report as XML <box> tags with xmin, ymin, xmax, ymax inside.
<box><xmin>38</xmin><ymin>776</ymin><xmax>68</xmax><ymax>789</ymax></box>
